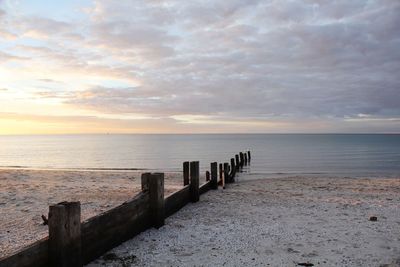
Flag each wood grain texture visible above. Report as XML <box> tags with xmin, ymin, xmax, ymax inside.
<box><xmin>48</xmin><ymin>201</ymin><xmax>82</xmax><ymax>267</ymax></box>
<box><xmin>183</xmin><ymin>161</ymin><xmax>190</xmax><ymax>186</ymax></box>
<box><xmin>210</xmin><ymin>162</ymin><xmax>218</xmax><ymax>189</ymax></box>
<box><xmin>81</xmin><ymin>192</ymin><xmax>150</xmax><ymax>264</ymax></box>
<box><xmin>199</xmin><ymin>181</ymin><xmax>211</xmax><ymax>195</ymax></box>
<box><xmin>164</xmin><ymin>185</ymin><xmax>190</xmax><ymax>217</ymax></box>
<box><xmin>189</xmin><ymin>161</ymin><xmax>200</xmax><ymax>202</ymax></box>
<box><xmin>0</xmin><ymin>238</ymin><xmax>49</xmax><ymax>267</ymax></box>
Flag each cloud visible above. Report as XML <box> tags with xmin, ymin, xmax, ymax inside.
<box><xmin>1</xmin><ymin>0</ymin><xmax>400</xmax><ymax>132</ymax></box>
<box><xmin>0</xmin><ymin>8</ymin><xmax>17</xmax><ymax>39</ymax></box>
<box><xmin>37</xmin><ymin>78</ymin><xmax>62</xmax><ymax>83</ymax></box>
<box><xmin>0</xmin><ymin>51</ymin><xmax>26</xmax><ymax>61</ymax></box>
<box><xmin>0</xmin><ymin>28</ymin><xmax>17</xmax><ymax>40</ymax></box>
<box><xmin>17</xmin><ymin>17</ymin><xmax>74</xmax><ymax>39</ymax></box>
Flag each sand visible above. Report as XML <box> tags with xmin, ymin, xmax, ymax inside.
<box><xmin>1</xmin><ymin>170</ymin><xmax>399</xmax><ymax>266</ymax></box>
<box><xmin>0</xmin><ymin>169</ymin><xmax>183</xmax><ymax>257</ymax></box>
<box><xmin>86</xmin><ymin>176</ymin><xmax>400</xmax><ymax>267</ymax></box>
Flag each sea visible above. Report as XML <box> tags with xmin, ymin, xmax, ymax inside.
<box><xmin>0</xmin><ymin>134</ymin><xmax>399</xmax><ymax>178</ymax></box>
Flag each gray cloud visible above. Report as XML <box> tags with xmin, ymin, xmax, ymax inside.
<box><xmin>2</xmin><ymin>0</ymin><xmax>400</xmax><ymax>132</ymax></box>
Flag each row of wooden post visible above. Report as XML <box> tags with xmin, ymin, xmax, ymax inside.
<box><xmin>184</xmin><ymin>150</ymin><xmax>251</xmax><ymax>190</ymax></box>
<box><xmin>41</xmin><ymin>151</ymin><xmax>251</xmax><ymax>267</ymax></box>
<box><xmin>47</xmin><ymin>172</ymin><xmax>167</xmax><ymax>267</ymax></box>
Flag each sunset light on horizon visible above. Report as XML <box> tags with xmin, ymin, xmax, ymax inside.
<box><xmin>1</xmin><ymin>0</ymin><xmax>399</xmax><ymax>134</ymax></box>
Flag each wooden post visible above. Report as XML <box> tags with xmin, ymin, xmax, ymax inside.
<box><xmin>235</xmin><ymin>154</ymin><xmax>240</xmax><ymax>170</ymax></box>
<box><xmin>247</xmin><ymin>151</ymin><xmax>251</xmax><ymax>163</ymax></box>
<box><xmin>206</xmin><ymin>171</ymin><xmax>210</xmax><ymax>181</ymax></box>
<box><xmin>183</xmin><ymin>161</ymin><xmax>190</xmax><ymax>186</ymax></box>
<box><xmin>239</xmin><ymin>152</ymin><xmax>244</xmax><ymax>167</ymax></box>
<box><xmin>141</xmin><ymin>173</ymin><xmax>149</xmax><ymax>191</ymax></box>
<box><xmin>230</xmin><ymin>158</ymin><xmax>236</xmax><ymax>180</ymax></box>
<box><xmin>224</xmin><ymin>162</ymin><xmax>230</xmax><ymax>183</ymax></box>
<box><xmin>244</xmin><ymin>153</ymin><xmax>248</xmax><ymax>166</ymax></box>
<box><xmin>146</xmin><ymin>173</ymin><xmax>165</xmax><ymax>228</ymax></box>
<box><xmin>48</xmin><ymin>201</ymin><xmax>82</xmax><ymax>267</ymax></box>
<box><xmin>219</xmin><ymin>163</ymin><xmax>223</xmax><ymax>183</ymax></box>
<box><xmin>221</xmin><ymin>170</ymin><xmax>226</xmax><ymax>189</ymax></box>
<box><xmin>210</xmin><ymin>162</ymin><xmax>218</xmax><ymax>189</ymax></box>
<box><xmin>190</xmin><ymin>161</ymin><xmax>200</xmax><ymax>202</ymax></box>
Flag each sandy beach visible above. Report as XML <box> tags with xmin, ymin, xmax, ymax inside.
<box><xmin>0</xmin><ymin>169</ymin><xmax>183</xmax><ymax>257</ymax></box>
<box><xmin>86</xmin><ymin>176</ymin><xmax>400</xmax><ymax>267</ymax></box>
<box><xmin>1</xmin><ymin>169</ymin><xmax>399</xmax><ymax>266</ymax></box>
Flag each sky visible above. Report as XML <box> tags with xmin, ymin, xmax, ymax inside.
<box><xmin>0</xmin><ymin>0</ymin><xmax>399</xmax><ymax>134</ymax></box>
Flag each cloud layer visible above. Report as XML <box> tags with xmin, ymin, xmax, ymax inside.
<box><xmin>0</xmin><ymin>0</ymin><xmax>399</xmax><ymax>133</ymax></box>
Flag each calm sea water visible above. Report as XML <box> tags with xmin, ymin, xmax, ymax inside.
<box><xmin>0</xmin><ymin>134</ymin><xmax>399</xmax><ymax>177</ymax></box>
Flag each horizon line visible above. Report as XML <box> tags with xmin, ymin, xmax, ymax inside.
<box><xmin>0</xmin><ymin>132</ymin><xmax>399</xmax><ymax>136</ymax></box>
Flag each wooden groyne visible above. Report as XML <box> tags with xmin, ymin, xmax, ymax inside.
<box><xmin>0</xmin><ymin>151</ymin><xmax>251</xmax><ymax>267</ymax></box>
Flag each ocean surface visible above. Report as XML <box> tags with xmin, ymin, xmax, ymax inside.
<box><xmin>0</xmin><ymin>134</ymin><xmax>399</xmax><ymax>177</ymax></box>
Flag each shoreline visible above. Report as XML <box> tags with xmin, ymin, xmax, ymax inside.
<box><xmin>1</xmin><ymin>166</ymin><xmax>398</xmax><ymax>179</ymax></box>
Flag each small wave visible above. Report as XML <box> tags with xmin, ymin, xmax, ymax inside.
<box><xmin>0</xmin><ymin>166</ymin><xmax>148</xmax><ymax>172</ymax></box>
<box><xmin>0</xmin><ymin>165</ymin><xmax>29</xmax><ymax>169</ymax></box>
<box><xmin>69</xmin><ymin>167</ymin><xmax>147</xmax><ymax>171</ymax></box>
<box><xmin>0</xmin><ymin>165</ymin><xmax>185</xmax><ymax>173</ymax></box>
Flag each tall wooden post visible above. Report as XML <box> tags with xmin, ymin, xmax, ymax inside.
<box><xmin>48</xmin><ymin>201</ymin><xmax>82</xmax><ymax>267</ymax></box>
<box><xmin>230</xmin><ymin>158</ymin><xmax>236</xmax><ymax>181</ymax></box>
<box><xmin>147</xmin><ymin>173</ymin><xmax>165</xmax><ymax>228</ymax></box>
<box><xmin>190</xmin><ymin>161</ymin><xmax>200</xmax><ymax>202</ymax></box>
<box><xmin>141</xmin><ymin>173</ymin><xmax>149</xmax><ymax>191</ymax></box>
<box><xmin>183</xmin><ymin>161</ymin><xmax>190</xmax><ymax>186</ymax></box>
<box><xmin>210</xmin><ymin>162</ymin><xmax>218</xmax><ymax>189</ymax></box>
<box><xmin>219</xmin><ymin>163</ymin><xmax>223</xmax><ymax>182</ymax></box>
<box><xmin>239</xmin><ymin>152</ymin><xmax>244</xmax><ymax>167</ymax></box>
<box><xmin>224</xmin><ymin>162</ymin><xmax>230</xmax><ymax>183</ymax></box>
<box><xmin>221</xmin><ymin>169</ymin><xmax>226</xmax><ymax>189</ymax></box>
<box><xmin>235</xmin><ymin>154</ymin><xmax>240</xmax><ymax>170</ymax></box>
<box><xmin>244</xmin><ymin>153</ymin><xmax>248</xmax><ymax>166</ymax></box>
<box><xmin>247</xmin><ymin>151</ymin><xmax>251</xmax><ymax>163</ymax></box>
<box><xmin>206</xmin><ymin>171</ymin><xmax>210</xmax><ymax>181</ymax></box>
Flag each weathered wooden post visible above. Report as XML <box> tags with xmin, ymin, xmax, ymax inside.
<box><xmin>230</xmin><ymin>158</ymin><xmax>236</xmax><ymax>180</ymax></box>
<box><xmin>221</xmin><ymin>171</ymin><xmax>226</xmax><ymax>189</ymax></box>
<box><xmin>142</xmin><ymin>173</ymin><xmax>165</xmax><ymax>228</ymax></box>
<box><xmin>150</xmin><ymin>173</ymin><xmax>165</xmax><ymax>228</ymax></box>
<box><xmin>239</xmin><ymin>152</ymin><xmax>244</xmax><ymax>167</ymax></box>
<box><xmin>48</xmin><ymin>201</ymin><xmax>82</xmax><ymax>267</ymax></box>
<box><xmin>206</xmin><ymin>171</ymin><xmax>210</xmax><ymax>181</ymax></box>
<box><xmin>141</xmin><ymin>173</ymin><xmax>149</xmax><ymax>191</ymax></box>
<box><xmin>247</xmin><ymin>151</ymin><xmax>251</xmax><ymax>163</ymax></box>
<box><xmin>210</xmin><ymin>162</ymin><xmax>218</xmax><ymax>189</ymax></box>
<box><xmin>224</xmin><ymin>162</ymin><xmax>230</xmax><ymax>183</ymax></box>
<box><xmin>183</xmin><ymin>161</ymin><xmax>190</xmax><ymax>186</ymax></box>
<box><xmin>190</xmin><ymin>161</ymin><xmax>200</xmax><ymax>202</ymax></box>
<box><xmin>219</xmin><ymin>163</ymin><xmax>223</xmax><ymax>183</ymax></box>
<box><xmin>235</xmin><ymin>154</ymin><xmax>240</xmax><ymax>170</ymax></box>
<box><xmin>244</xmin><ymin>153</ymin><xmax>248</xmax><ymax>166</ymax></box>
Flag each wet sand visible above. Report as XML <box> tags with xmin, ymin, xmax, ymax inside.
<box><xmin>87</xmin><ymin>176</ymin><xmax>400</xmax><ymax>267</ymax></box>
